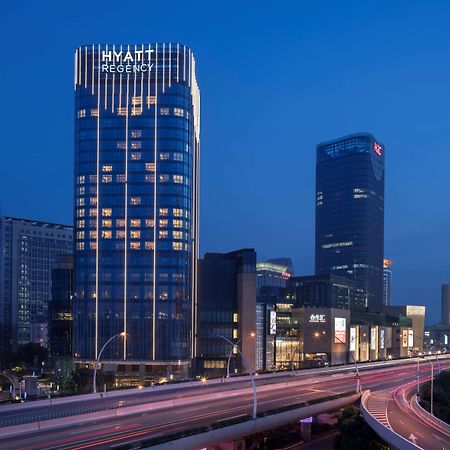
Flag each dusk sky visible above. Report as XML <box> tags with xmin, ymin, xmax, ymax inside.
<box><xmin>2</xmin><ymin>1</ymin><xmax>450</xmax><ymax>323</ymax></box>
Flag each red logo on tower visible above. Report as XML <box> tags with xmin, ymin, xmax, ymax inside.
<box><xmin>373</xmin><ymin>142</ymin><xmax>382</xmax><ymax>156</ymax></box>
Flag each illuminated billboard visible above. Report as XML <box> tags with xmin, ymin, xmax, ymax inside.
<box><xmin>269</xmin><ymin>311</ymin><xmax>276</xmax><ymax>335</ymax></box>
<box><xmin>380</xmin><ymin>328</ymin><xmax>385</xmax><ymax>349</ymax></box>
<box><xmin>370</xmin><ymin>327</ymin><xmax>377</xmax><ymax>351</ymax></box>
<box><xmin>334</xmin><ymin>318</ymin><xmax>346</xmax><ymax>344</ymax></box>
<box><xmin>408</xmin><ymin>329</ymin><xmax>414</xmax><ymax>347</ymax></box>
<box><xmin>350</xmin><ymin>327</ymin><xmax>357</xmax><ymax>351</ymax></box>
<box><xmin>402</xmin><ymin>329</ymin><xmax>408</xmax><ymax>348</ymax></box>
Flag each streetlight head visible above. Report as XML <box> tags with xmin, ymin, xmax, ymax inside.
<box><xmin>120</xmin><ymin>332</ymin><xmax>126</xmax><ymax>337</ymax></box>
<box><xmin>314</xmin><ymin>332</ymin><xmax>320</xmax><ymax>338</ymax></box>
<box><xmin>250</xmin><ymin>332</ymin><xmax>255</xmax><ymax>338</ymax></box>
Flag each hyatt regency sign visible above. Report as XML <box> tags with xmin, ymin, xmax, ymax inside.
<box><xmin>101</xmin><ymin>50</ymin><xmax>154</xmax><ymax>73</ymax></box>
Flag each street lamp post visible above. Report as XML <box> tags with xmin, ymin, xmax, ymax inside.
<box><xmin>225</xmin><ymin>332</ymin><xmax>255</xmax><ymax>378</ymax></box>
<box><xmin>1</xmin><ymin>372</ymin><xmax>16</xmax><ymax>398</ymax></box>
<box><xmin>334</xmin><ymin>334</ymin><xmax>361</xmax><ymax>393</ymax></box>
<box><xmin>93</xmin><ymin>332</ymin><xmax>126</xmax><ymax>394</ymax></box>
<box><xmin>217</xmin><ymin>334</ymin><xmax>257</xmax><ymax>419</ymax></box>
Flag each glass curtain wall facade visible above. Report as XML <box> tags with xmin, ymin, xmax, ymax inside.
<box><xmin>73</xmin><ymin>44</ymin><xmax>200</xmax><ymax>364</ymax></box>
<box><xmin>315</xmin><ymin>133</ymin><xmax>384</xmax><ymax>312</ymax></box>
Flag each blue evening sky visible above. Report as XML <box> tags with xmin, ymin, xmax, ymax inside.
<box><xmin>1</xmin><ymin>1</ymin><xmax>449</xmax><ymax>323</ymax></box>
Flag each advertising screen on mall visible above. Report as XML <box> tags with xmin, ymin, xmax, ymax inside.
<box><xmin>334</xmin><ymin>318</ymin><xmax>346</xmax><ymax>344</ymax></box>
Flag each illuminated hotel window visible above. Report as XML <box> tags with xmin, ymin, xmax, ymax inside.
<box><xmin>145</xmin><ymin>219</ymin><xmax>155</xmax><ymax>227</ymax></box>
<box><xmin>102</xmin><ymin>208</ymin><xmax>112</xmax><ymax>217</ymax></box>
<box><xmin>90</xmin><ymin>242</ymin><xmax>97</xmax><ymax>250</ymax></box>
<box><xmin>159</xmin><ymin>174</ymin><xmax>169</xmax><ymax>182</ymax></box>
<box><xmin>77</xmin><ymin>242</ymin><xmax>84</xmax><ymax>250</ymax></box>
<box><xmin>173</xmin><ymin>231</ymin><xmax>183</xmax><ymax>239</ymax></box>
<box><xmin>130</xmin><ymin>219</ymin><xmax>141</xmax><ymax>227</ymax></box>
<box><xmin>90</xmin><ymin>175</ymin><xmax>97</xmax><ymax>183</ymax></box>
<box><xmin>131</xmin><ymin>152</ymin><xmax>141</xmax><ymax>160</ymax></box>
<box><xmin>173</xmin><ymin>208</ymin><xmax>183</xmax><ymax>217</ymax></box>
<box><xmin>131</xmin><ymin>130</ymin><xmax>142</xmax><ymax>138</ymax></box>
<box><xmin>233</xmin><ymin>329</ymin><xmax>238</xmax><ymax>339</ymax></box>
<box><xmin>78</xmin><ymin>175</ymin><xmax>85</xmax><ymax>184</ymax></box>
<box><xmin>117</xmin><ymin>107</ymin><xmax>127</xmax><ymax>116</ymax></box>
<box><xmin>91</xmin><ymin>109</ymin><xmax>99</xmax><ymax>117</ymax></box>
<box><xmin>116</xmin><ymin>219</ymin><xmax>125</xmax><ymax>227</ymax></box>
<box><xmin>131</xmin><ymin>230</ymin><xmax>140</xmax><ymax>239</ymax></box>
<box><xmin>89</xmin><ymin>219</ymin><xmax>96</xmax><ymax>227</ymax></box>
<box><xmin>173</xmin><ymin>153</ymin><xmax>183</xmax><ymax>161</ymax></box>
<box><xmin>116</xmin><ymin>230</ymin><xmax>125</xmax><ymax>238</ymax></box>
<box><xmin>145</xmin><ymin>174</ymin><xmax>155</xmax><ymax>183</ymax></box>
<box><xmin>77</xmin><ymin>109</ymin><xmax>86</xmax><ymax>118</ymax></box>
<box><xmin>89</xmin><ymin>208</ymin><xmax>97</xmax><ymax>217</ymax></box>
<box><xmin>173</xmin><ymin>175</ymin><xmax>183</xmax><ymax>184</ymax></box>
<box><xmin>173</xmin><ymin>107</ymin><xmax>184</xmax><ymax>117</ymax></box>
<box><xmin>130</xmin><ymin>242</ymin><xmax>140</xmax><ymax>250</ymax></box>
<box><xmin>159</xmin><ymin>292</ymin><xmax>168</xmax><ymax>301</ymax></box>
<box><xmin>102</xmin><ymin>220</ymin><xmax>112</xmax><ymax>228</ymax></box>
<box><xmin>117</xmin><ymin>174</ymin><xmax>126</xmax><ymax>183</ymax></box>
<box><xmin>173</xmin><ymin>220</ymin><xmax>182</xmax><ymax>228</ymax></box>
<box><xmin>173</xmin><ymin>242</ymin><xmax>182</xmax><ymax>251</ymax></box>
<box><xmin>102</xmin><ymin>175</ymin><xmax>112</xmax><ymax>183</ymax></box>
<box><xmin>159</xmin><ymin>230</ymin><xmax>168</xmax><ymax>239</ymax></box>
<box><xmin>77</xmin><ymin>198</ymin><xmax>84</xmax><ymax>206</ymax></box>
<box><xmin>76</xmin><ymin>231</ymin><xmax>84</xmax><ymax>239</ymax></box>
<box><xmin>103</xmin><ymin>165</ymin><xmax>112</xmax><ymax>172</ymax></box>
<box><xmin>159</xmin><ymin>219</ymin><xmax>168</xmax><ymax>228</ymax></box>
<box><xmin>145</xmin><ymin>163</ymin><xmax>155</xmax><ymax>172</ymax></box>
<box><xmin>145</xmin><ymin>241</ymin><xmax>154</xmax><ymax>250</ymax></box>
<box><xmin>233</xmin><ymin>313</ymin><xmax>238</xmax><ymax>323</ymax></box>
<box><xmin>77</xmin><ymin>220</ymin><xmax>85</xmax><ymax>228</ymax></box>
<box><xmin>102</xmin><ymin>230</ymin><xmax>112</xmax><ymax>239</ymax></box>
<box><xmin>185</xmin><ymin>243</ymin><xmax>189</xmax><ymax>251</ymax></box>
<box><xmin>117</xmin><ymin>142</ymin><xmax>126</xmax><ymax>149</ymax></box>
<box><xmin>90</xmin><ymin>231</ymin><xmax>97</xmax><ymax>239</ymax></box>
<box><xmin>160</xmin><ymin>152</ymin><xmax>169</xmax><ymax>160</ymax></box>
<box><xmin>78</xmin><ymin>186</ymin><xmax>85</xmax><ymax>195</ymax></box>
<box><xmin>90</xmin><ymin>197</ymin><xmax>97</xmax><ymax>206</ymax></box>
<box><xmin>130</xmin><ymin>197</ymin><xmax>141</xmax><ymax>205</ymax></box>
<box><xmin>159</xmin><ymin>208</ymin><xmax>168</xmax><ymax>216</ymax></box>
<box><xmin>131</xmin><ymin>96</ymin><xmax>142</xmax><ymax>106</ymax></box>
<box><xmin>160</xmin><ymin>107</ymin><xmax>169</xmax><ymax>116</ymax></box>
<box><xmin>131</xmin><ymin>141</ymin><xmax>141</xmax><ymax>149</ymax></box>
<box><xmin>146</xmin><ymin>96</ymin><xmax>156</xmax><ymax>106</ymax></box>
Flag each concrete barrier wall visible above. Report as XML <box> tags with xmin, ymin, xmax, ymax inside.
<box><xmin>411</xmin><ymin>395</ymin><xmax>450</xmax><ymax>435</ymax></box>
<box><xmin>141</xmin><ymin>394</ymin><xmax>361</xmax><ymax>450</ymax></box>
<box><xmin>360</xmin><ymin>390</ymin><xmax>422</xmax><ymax>450</ymax></box>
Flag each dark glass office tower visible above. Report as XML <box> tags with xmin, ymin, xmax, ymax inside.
<box><xmin>73</xmin><ymin>44</ymin><xmax>200</xmax><ymax>369</ymax></box>
<box><xmin>315</xmin><ymin>133</ymin><xmax>384</xmax><ymax>312</ymax></box>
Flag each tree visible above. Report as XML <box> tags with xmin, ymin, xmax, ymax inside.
<box><xmin>334</xmin><ymin>406</ymin><xmax>389</xmax><ymax>450</ymax></box>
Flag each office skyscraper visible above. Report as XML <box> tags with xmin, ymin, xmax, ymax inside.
<box><xmin>73</xmin><ymin>44</ymin><xmax>200</xmax><ymax>373</ymax></box>
<box><xmin>315</xmin><ymin>133</ymin><xmax>384</xmax><ymax>312</ymax></box>
<box><xmin>0</xmin><ymin>217</ymin><xmax>73</xmax><ymax>351</ymax></box>
<box><xmin>383</xmin><ymin>259</ymin><xmax>393</xmax><ymax>306</ymax></box>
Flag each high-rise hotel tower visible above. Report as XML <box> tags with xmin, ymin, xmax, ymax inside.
<box><xmin>315</xmin><ymin>133</ymin><xmax>384</xmax><ymax>313</ymax></box>
<box><xmin>73</xmin><ymin>44</ymin><xmax>200</xmax><ymax>374</ymax></box>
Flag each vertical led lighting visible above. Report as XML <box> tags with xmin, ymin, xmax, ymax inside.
<box><xmin>152</xmin><ymin>43</ymin><xmax>158</xmax><ymax>360</ymax></box>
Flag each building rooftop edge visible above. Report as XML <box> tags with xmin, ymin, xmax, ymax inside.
<box><xmin>1</xmin><ymin>216</ymin><xmax>73</xmax><ymax>231</ymax></box>
<box><xmin>316</xmin><ymin>132</ymin><xmax>380</xmax><ymax>149</ymax></box>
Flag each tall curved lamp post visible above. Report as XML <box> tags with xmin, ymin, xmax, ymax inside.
<box><xmin>217</xmin><ymin>334</ymin><xmax>257</xmax><ymax>419</ymax></box>
<box><xmin>314</xmin><ymin>331</ymin><xmax>361</xmax><ymax>393</ymax></box>
<box><xmin>1</xmin><ymin>372</ymin><xmax>16</xmax><ymax>398</ymax></box>
<box><xmin>93</xmin><ymin>332</ymin><xmax>126</xmax><ymax>394</ymax></box>
<box><xmin>225</xmin><ymin>332</ymin><xmax>255</xmax><ymax>378</ymax></box>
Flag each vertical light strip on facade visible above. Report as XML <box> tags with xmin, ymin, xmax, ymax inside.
<box><xmin>104</xmin><ymin>45</ymin><xmax>108</xmax><ymax>110</ymax></box>
<box><xmin>95</xmin><ymin>45</ymin><xmax>101</xmax><ymax>358</ymax></box>
<box><xmin>183</xmin><ymin>46</ymin><xmax>186</xmax><ymax>81</ymax></box>
<box><xmin>112</xmin><ymin>45</ymin><xmax>116</xmax><ymax>113</ymax></box>
<box><xmin>168</xmin><ymin>43</ymin><xmax>172</xmax><ymax>88</ymax></box>
<box><xmin>176</xmin><ymin>44</ymin><xmax>179</xmax><ymax>83</ymax></box>
<box><xmin>123</xmin><ymin>46</ymin><xmax>129</xmax><ymax>360</ymax></box>
<box><xmin>162</xmin><ymin>43</ymin><xmax>165</xmax><ymax>93</ymax></box>
<box><xmin>152</xmin><ymin>43</ymin><xmax>158</xmax><ymax>360</ymax></box>
<box><xmin>78</xmin><ymin>48</ymin><xmax>81</xmax><ymax>87</ymax></box>
<box><xmin>74</xmin><ymin>49</ymin><xmax>78</xmax><ymax>90</ymax></box>
<box><xmin>84</xmin><ymin>46</ymin><xmax>87</xmax><ymax>88</ymax></box>
<box><xmin>91</xmin><ymin>45</ymin><xmax>95</xmax><ymax>95</ymax></box>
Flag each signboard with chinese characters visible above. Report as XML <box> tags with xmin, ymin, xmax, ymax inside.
<box><xmin>309</xmin><ymin>314</ymin><xmax>326</xmax><ymax>323</ymax></box>
<box><xmin>402</xmin><ymin>329</ymin><xmax>408</xmax><ymax>348</ymax></box>
<box><xmin>334</xmin><ymin>318</ymin><xmax>346</xmax><ymax>344</ymax></box>
<box><xmin>269</xmin><ymin>311</ymin><xmax>277</xmax><ymax>335</ymax></box>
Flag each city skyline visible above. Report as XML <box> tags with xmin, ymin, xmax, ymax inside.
<box><xmin>2</xmin><ymin>1</ymin><xmax>450</xmax><ymax>323</ymax></box>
